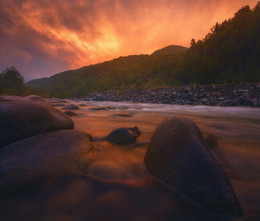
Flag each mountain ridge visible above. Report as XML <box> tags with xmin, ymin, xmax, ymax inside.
<box><xmin>151</xmin><ymin>45</ymin><xmax>188</xmax><ymax>55</ymax></box>
<box><xmin>27</xmin><ymin>47</ymin><xmax>186</xmax><ymax>97</ymax></box>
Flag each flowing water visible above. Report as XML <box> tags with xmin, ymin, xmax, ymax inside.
<box><xmin>1</xmin><ymin>101</ymin><xmax>260</xmax><ymax>221</ymax></box>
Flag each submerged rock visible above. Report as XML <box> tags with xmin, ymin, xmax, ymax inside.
<box><xmin>0</xmin><ymin>96</ymin><xmax>74</xmax><ymax>148</ymax></box>
<box><xmin>0</xmin><ymin>130</ymin><xmax>94</xmax><ymax>192</ymax></box>
<box><xmin>204</xmin><ymin>134</ymin><xmax>218</xmax><ymax>149</ymax></box>
<box><xmin>64</xmin><ymin>110</ymin><xmax>78</xmax><ymax>116</ymax></box>
<box><xmin>78</xmin><ymin>103</ymin><xmax>87</xmax><ymax>106</ymax></box>
<box><xmin>106</xmin><ymin>126</ymin><xmax>141</xmax><ymax>144</ymax></box>
<box><xmin>89</xmin><ymin>107</ymin><xmax>108</xmax><ymax>111</ymax></box>
<box><xmin>144</xmin><ymin>117</ymin><xmax>243</xmax><ymax>217</ymax></box>
<box><xmin>112</xmin><ymin>113</ymin><xmax>132</xmax><ymax>117</ymax></box>
<box><xmin>88</xmin><ymin>161</ymin><xmax>133</xmax><ymax>181</ymax></box>
<box><xmin>61</xmin><ymin>104</ymin><xmax>79</xmax><ymax>110</ymax></box>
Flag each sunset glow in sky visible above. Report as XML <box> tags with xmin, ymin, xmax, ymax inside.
<box><xmin>0</xmin><ymin>0</ymin><xmax>258</xmax><ymax>80</ymax></box>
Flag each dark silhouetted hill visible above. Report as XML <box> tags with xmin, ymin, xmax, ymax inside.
<box><xmin>151</xmin><ymin>45</ymin><xmax>188</xmax><ymax>55</ymax></box>
<box><xmin>27</xmin><ymin>51</ymin><xmax>186</xmax><ymax>97</ymax></box>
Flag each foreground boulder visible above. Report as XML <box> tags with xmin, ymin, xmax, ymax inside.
<box><xmin>144</xmin><ymin>117</ymin><xmax>243</xmax><ymax>217</ymax></box>
<box><xmin>106</xmin><ymin>126</ymin><xmax>141</xmax><ymax>144</ymax></box>
<box><xmin>0</xmin><ymin>130</ymin><xmax>94</xmax><ymax>192</ymax></box>
<box><xmin>0</xmin><ymin>96</ymin><xmax>74</xmax><ymax>148</ymax></box>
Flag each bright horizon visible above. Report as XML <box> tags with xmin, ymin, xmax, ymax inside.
<box><xmin>0</xmin><ymin>0</ymin><xmax>258</xmax><ymax>81</ymax></box>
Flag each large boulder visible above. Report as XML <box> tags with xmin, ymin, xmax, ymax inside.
<box><xmin>144</xmin><ymin>117</ymin><xmax>243</xmax><ymax>217</ymax></box>
<box><xmin>0</xmin><ymin>96</ymin><xmax>74</xmax><ymax>148</ymax></box>
<box><xmin>0</xmin><ymin>130</ymin><xmax>94</xmax><ymax>192</ymax></box>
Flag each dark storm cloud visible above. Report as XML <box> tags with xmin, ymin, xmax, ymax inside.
<box><xmin>0</xmin><ymin>0</ymin><xmax>258</xmax><ymax>80</ymax></box>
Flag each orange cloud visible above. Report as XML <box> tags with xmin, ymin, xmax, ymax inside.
<box><xmin>0</xmin><ymin>0</ymin><xmax>258</xmax><ymax>80</ymax></box>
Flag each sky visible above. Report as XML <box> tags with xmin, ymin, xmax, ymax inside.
<box><xmin>0</xmin><ymin>0</ymin><xmax>258</xmax><ymax>81</ymax></box>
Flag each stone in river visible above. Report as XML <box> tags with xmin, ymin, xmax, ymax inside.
<box><xmin>26</xmin><ymin>95</ymin><xmax>46</xmax><ymax>102</ymax></box>
<box><xmin>0</xmin><ymin>96</ymin><xmax>74</xmax><ymax>148</ymax></box>
<box><xmin>0</xmin><ymin>130</ymin><xmax>94</xmax><ymax>192</ymax></box>
<box><xmin>89</xmin><ymin>107</ymin><xmax>108</xmax><ymax>111</ymax></box>
<box><xmin>64</xmin><ymin>110</ymin><xmax>78</xmax><ymax>116</ymax></box>
<box><xmin>204</xmin><ymin>134</ymin><xmax>218</xmax><ymax>148</ymax></box>
<box><xmin>144</xmin><ymin>117</ymin><xmax>243</xmax><ymax>217</ymax></box>
<box><xmin>61</xmin><ymin>104</ymin><xmax>79</xmax><ymax>110</ymax></box>
<box><xmin>112</xmin><ymin>112</ymin><xmax>132</xmax><ymax>118</ymax></box>
<box><xmin>106</xmin><ymin>126</ymin><xmax>141</xmax><ymax>144</ymax></box>
<box><xmin>239</xmin><ymin>97</ymin><xmax>256</xmax><ymax>107</ymax></box>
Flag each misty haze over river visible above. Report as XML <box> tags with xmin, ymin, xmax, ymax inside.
<box><xmin>1</xmin><ymin>100</ymin><xmax>260</xmax><ymax>221</ymax></box>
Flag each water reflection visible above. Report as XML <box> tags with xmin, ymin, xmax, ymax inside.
<box><xmin>1</xmin><ymin>101</ymin><xmax>259</xmax><ymax>220</ymax></box>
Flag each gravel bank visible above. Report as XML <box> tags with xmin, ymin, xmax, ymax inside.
<box><xmin>82</xmin><ymin>83</ymin><xmax>260</xmax><ymax>107</ymax></box>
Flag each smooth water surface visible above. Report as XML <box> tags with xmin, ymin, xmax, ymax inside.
<box><xmin>1</xmin><ymin>101</ymin><xmax>260</xmax><ymax>220</ymax></box>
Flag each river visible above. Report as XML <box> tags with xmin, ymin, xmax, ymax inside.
<box><xmin>1</xmin><ymin>101</ymin><xmax>260</xmax><ymax>220</ymax></box>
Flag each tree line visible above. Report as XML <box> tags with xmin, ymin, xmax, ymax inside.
<box><xmin>176</xmin><ymin>2</ymin><xmax>260</xmax><ymax>84</ymax></box>
<box><xmin>0</xmin><ymin>66</ymin><xmax>42</xmax><ymax>96</ymax></box>
<box><xmin>0</xmin><ymin>67</ymin><xmax>26</xmax><ymax>95</ymax></box>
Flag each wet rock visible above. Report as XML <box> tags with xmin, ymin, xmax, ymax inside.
<box><xmin>0</xmin><ymin>130</ymin><xmax>94</xmax><ymax>192</ymax></box>
<box><xmin>116</xmin><ymin>114</ymin><xmax>132</xmax><ymax>117</ymax></box>
<box><xmin>64</xmin><ymin>110</ymin><xmax>78</xmax><ymax>116</ymax></box>
<box><xmin>218</xmin><ymin>97</ymin><xmax>225</xmax><ymax>101</ymax></box>
<box><xmin>89</xmin><ymin>107</ymin><xmax>108</xmax><ymax>111</ymax></box>
<box><xmin>0</xmin><ymin>96</ymin><xmax>74</xmax><ymax>148</ymax></box>
<box><xmin>106</xmin><ymin>126</ymin><xmax>141</xmax><ymax>144</ymax></box>
<box><xmin>88</xmin><ymin>161</ymin><xmax>132</xmax><ymax>181</ymax></box>
<box><xmin>26</xmin><ymin>95</ymin><xmax>46</xmax><ymax>102</ymax></box>
<box><xmin>239</xmin><ymin>98</ymin><xmax>256</xmax><ymax>107</ymax></box>
<box><xmin>204</xmin><ymin>134</ymin><xmax>218</xmax><ymax>148</ymax></box>
<box><xmin>112</xmin><ymin>112</ymin><xmax>132</xmax><ymax>117</ymax></box>
<box><xmin>47</xmin><ymin>98</ymin><xmax>69</xmax><ymax>103</ymax></box>
<box><xmin>61</xmin><ymin>104</ymin><xmax>79</xmax><ymax>110</ymax></box>
<box><xmin>219</xmin><ymin>99</ymin><xmax>236</xmax><ymax>106</ymax></box>
<box><xmin>176</xmin><ymin>99</ymin><xmax>185</xmax><ymax>105</ymax></box>
<box><xmin>0</xmin><ymin>95</ymin><xmax>24</xmax><ymax>102</ymax></box>
<box><xmin>144</xmin><ymin>117</ymin><xmax>243</xmax><ymax>217</ymax></box>
<box><xmin>51</xmin><ymin>103</ymin><xmax>65</xmax><ymax>107</ymax></box>
<box><xmin>118</xmin><ymin>106</ymin><xmax>130</xmax><ymax>110</ymax></box>
<box><xmin>0</xmin><ymin>95</ymin><xmax>46</xmax><ymax>103</ymax></box>
<box><xmin>200</xmin><ymin>98</ymin><xmax>208</xmax><ymax>104</ymax></box>
<box><xmin>106</xmin><ymin>106</ymin><xmax>118</xmax><ymax>110</ymax></box>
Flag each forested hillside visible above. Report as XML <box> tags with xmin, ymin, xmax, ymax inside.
<box><xmin>27</xmin><ymin>2</ymin><xmax>260</xmax><ymax>98</ymax></box>
<box><xmin>177</xmin><ymin>2</ymin><xmax>260</xmax><ymax>84</ymax></box>
<box><xmin>27</xmin><ymin>51</ymin><xmax>187</xmax><ymax>97</ymax></box>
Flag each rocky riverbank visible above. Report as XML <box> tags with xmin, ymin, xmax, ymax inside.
<box><xmin>82</xmin><ymin>83</ymin><xmax>260</xmax><ymax>107</ymax></box>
